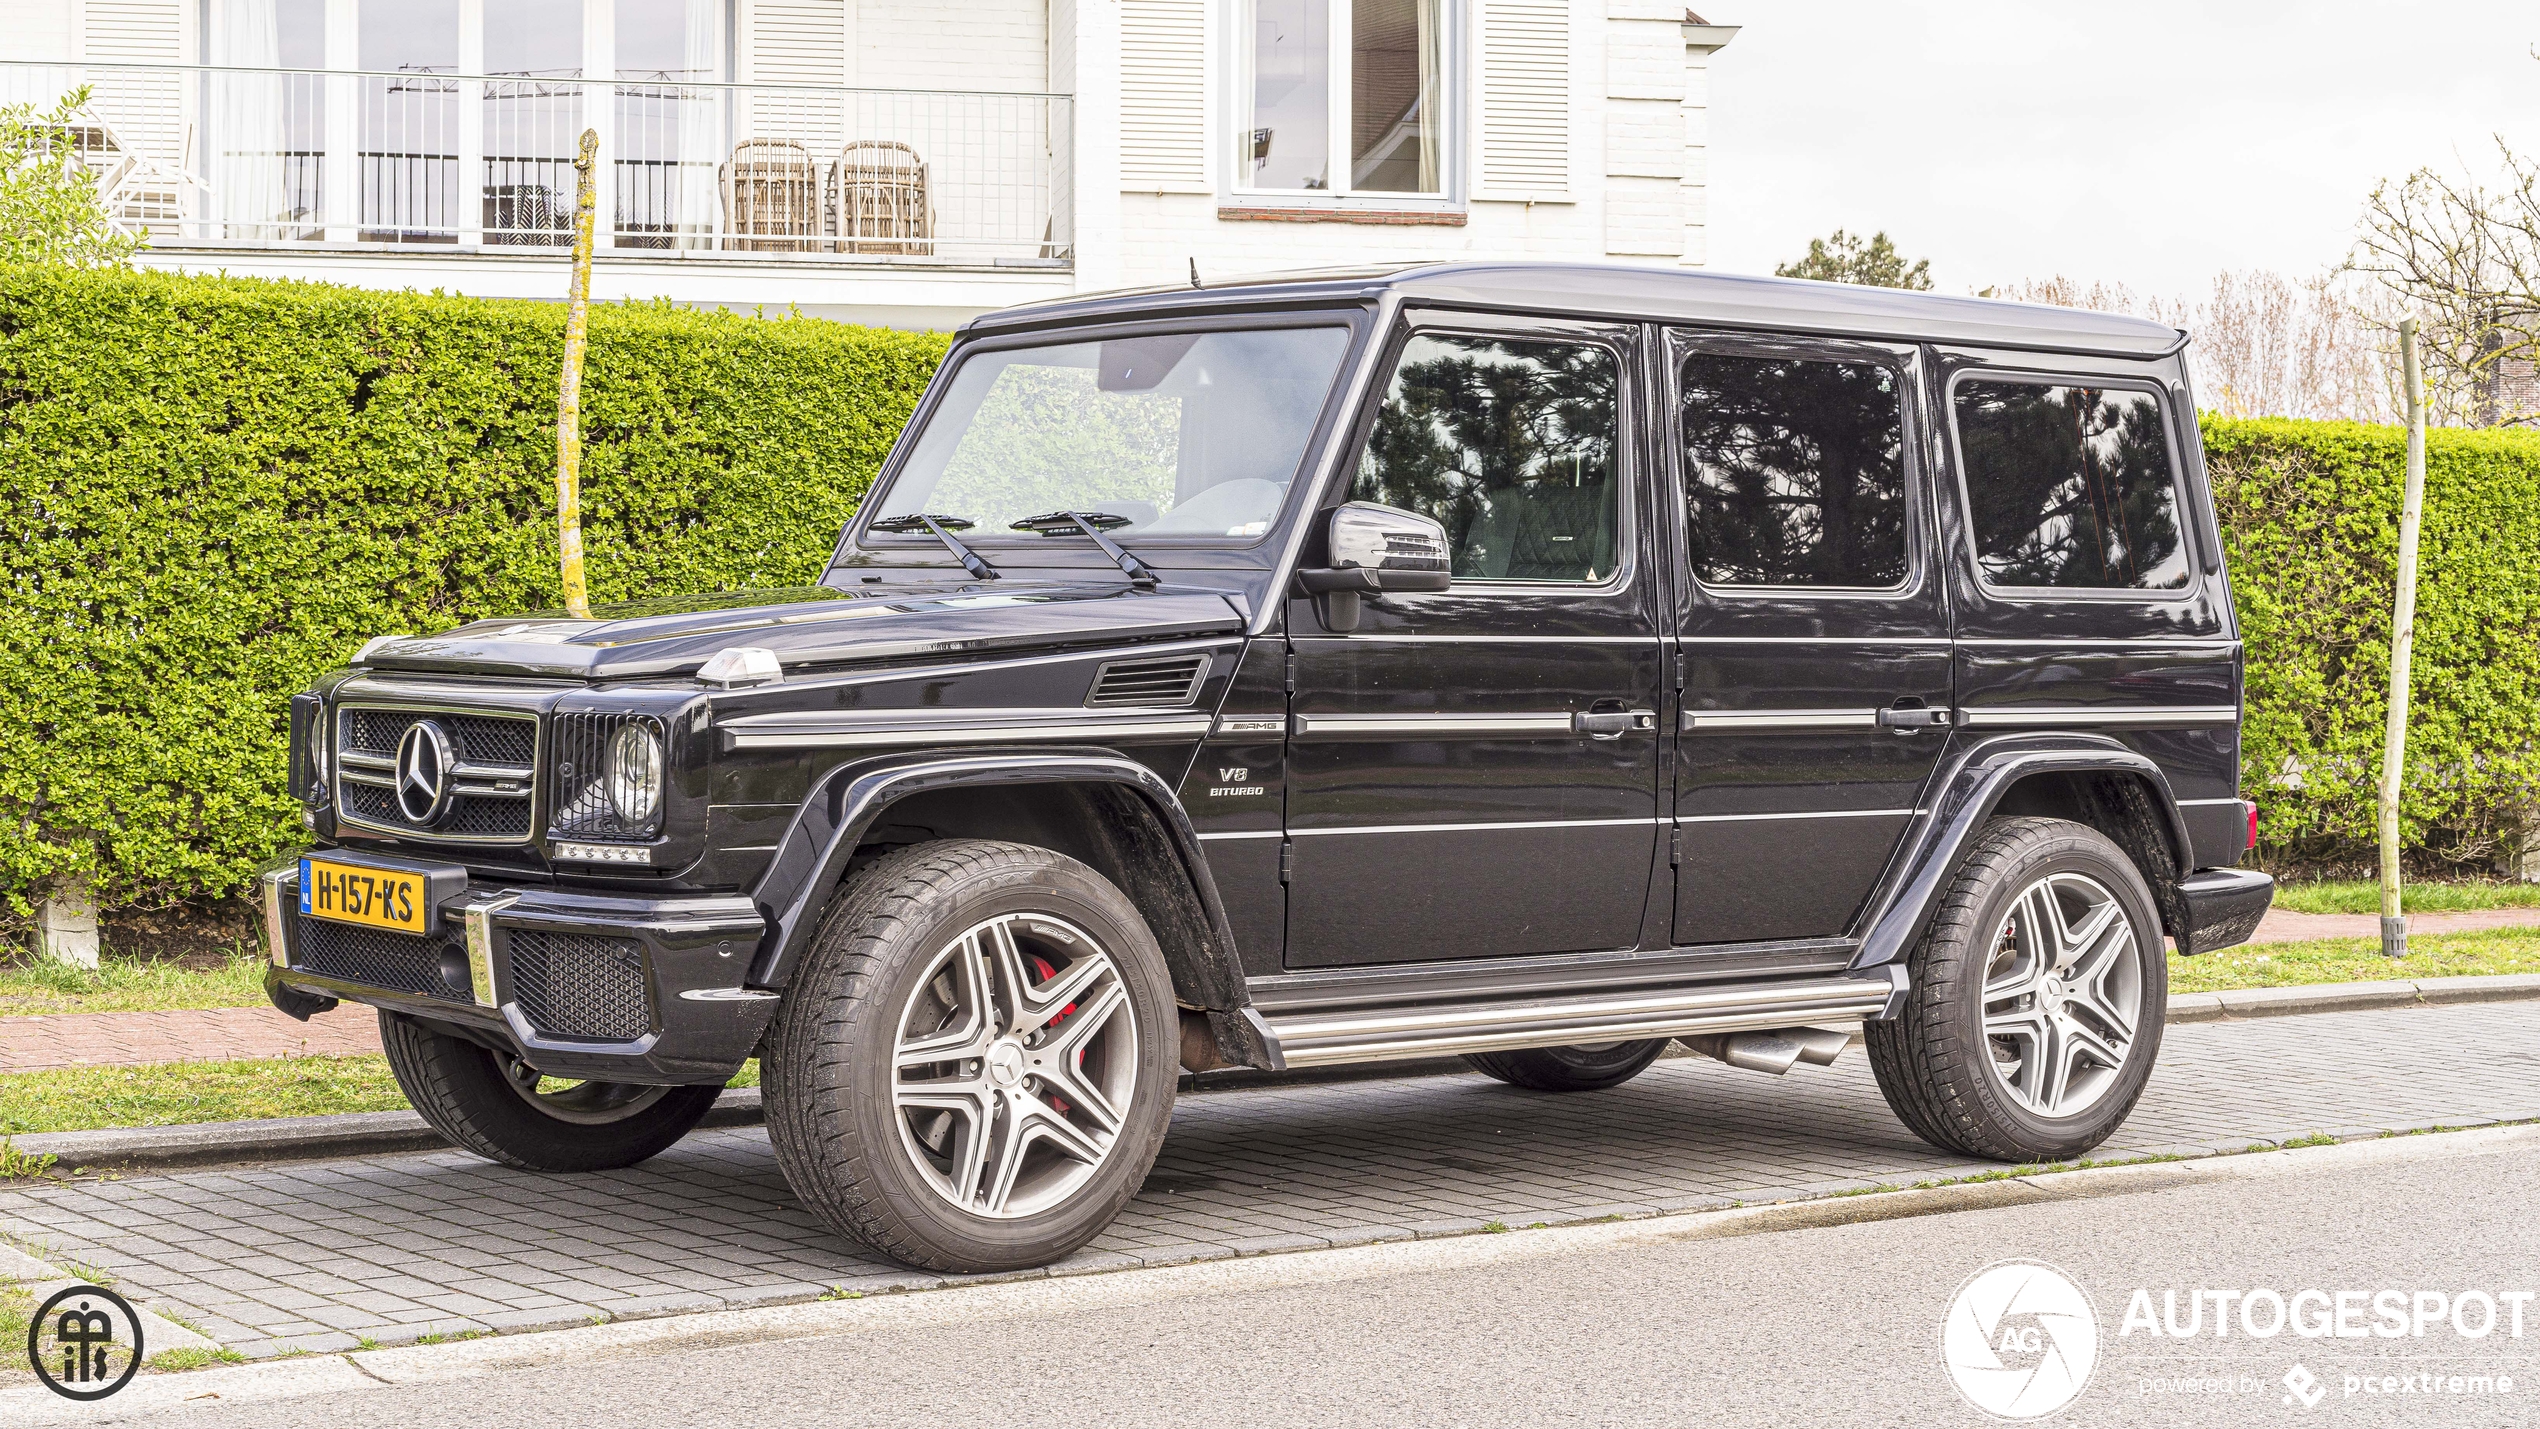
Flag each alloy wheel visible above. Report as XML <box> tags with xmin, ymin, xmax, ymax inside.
<box><xmin>890</xmin><ymin>912</ymin><xmax>1138</xmax><ymax>1219</ymax></box>
<box><xmin>1979</xmin><ymin>872</ymin><xmax>2145</xmax><ymax>1119</ymax></box>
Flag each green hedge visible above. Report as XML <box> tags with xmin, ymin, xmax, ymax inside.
<box><xmin>2207</xmin><ymin>415</ymin><xmax>2540</xmax><ymax>869</ymax></box>
<box><xmin>7</xmin><ymin>264</ymin><xmax>2536</xmax><ymax>918</ymax></box>
<box><xmin>0</xmin><ymin>264</ymin><xmax>947</xmax><ymax>917</ymax></box>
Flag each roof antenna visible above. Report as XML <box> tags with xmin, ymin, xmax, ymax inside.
<box><xmin>1189</xmin><ymin>257</ymin><xmax>1204</xmax><ymax>290</ymax></box>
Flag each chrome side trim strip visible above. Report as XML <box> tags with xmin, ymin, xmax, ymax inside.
<box><xmin>1955</xmin><ymin>637</ymin><xmax>2240</xmax><ymax>648</ymax></box>
<box><xmin>1300</xmin><ymin>634</ymin><xmax>1659</xmax><ymax>645</ymax></box>
<box><xmin>1291</xmin><ymin>712</ymin><xmax>1576</xmax><ymax>738</ymax></box>
<box><xmin>1959</xmin><ymin>706</ymin><xmax>2238</xmax><ymax>728</ymax></box>
<box><xmin>1291</xmin><ymin>816</ymin><xmax>1661</xmax><ymax>837</ymax></box>
<box><xmin>1195</xmin><ymin>829</ymin><xmax>1285</xmax><ymax>842</ymax></box>
<box><xmin>1677</xmin><ymin>635</ymin><xmax>1953</xmax><ymax>646</ymax></box>
<box><xmin>722</xmin><ymin>710</ymin><xmax>1216</xmax><ymax>751</ymax></box>
<box><xmin>1676</xmin><ymin>808</ymin><xmax>1921</xmax><ymax>824</ymax></box>
<box><xmin>1682</xmin><ymin>708</ymin><xmax>1879</xmax><ymax>732</ymax></box>
<box><xmin>1265</xmin><ymin>977</ymin><xmax>1895</xmax><ymax>1067</ymax></box>
<box><xmin>2174</xmin><ymin>796</ymin><xmax>2246</xmax><ymax>807</ymax></box>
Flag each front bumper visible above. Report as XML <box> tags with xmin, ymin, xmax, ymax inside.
<box><xmin>2177</xmin><ymin>865</ymin><xmax>2275</xmax><ymax>954</ymax></box>
<box><xmin>258</xmin><ymin>852</ymin><xmax>777</xmax><ymax>1085</ymax></box>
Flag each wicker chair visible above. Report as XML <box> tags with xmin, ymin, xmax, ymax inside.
<box><xmin>830</xmin><ymin>140</ymin><xmax>932</xmax><ymax>255</ymax></box>
<box><xmin>717</xmin><ymin>140</ymin><xmax>822</xmax><ymax>251</ymax></box>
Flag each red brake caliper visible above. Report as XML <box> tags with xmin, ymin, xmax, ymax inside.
<box><xmin>1030</xmin><ymin>955</ymin><xmax>1077</xmax><ymax>1116</ymax></box>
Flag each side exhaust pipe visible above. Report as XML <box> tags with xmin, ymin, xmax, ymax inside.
<box><xmin>1678</xmin><ymin>1026</ymin><xmax>1853</xmax><ymax>1076</ymax></box>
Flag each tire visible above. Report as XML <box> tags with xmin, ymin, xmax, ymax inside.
<box><xmin>1463</xmin><ymin>1039</ymin><xmax>1670</xmax><ymax>1092</ymax></box>
<box><xmin>378</xmin><ymin>1011</ymin><xmax>720</xmax><ymax>1172</ymax></box>
<box><xmin>1867</xmin><ymin>816</ymin><xmax>2169</xmax><ymax>1163</ymax></box>
<box><xmin>762</xmin><ymin>839</ymin><xmax>1180</xmax><ymax>1273</ymax></box>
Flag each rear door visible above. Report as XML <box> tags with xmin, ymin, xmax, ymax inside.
<box><xmin>1664</xmin><ymin>331</ymin><xmax>1955</xmax><ymax>947</ymax></box>
<box><xmin>1282</xmin><ymin>315</ymin><xmax>1665</xmax><ymax>967</ymax></box>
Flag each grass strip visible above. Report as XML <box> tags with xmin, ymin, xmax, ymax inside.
<box><xmin>2170</xmin><ymin>928</ymin><xmax>2540</xmax><ymax>992</ymax></box>
<box><xmin>0</xmin><ymin>953</ymin><xmax>271</xmax><ymax>1017</ymax></box>
<box><xmin>2270</xmin><ymin>879</ymin><xmax>2540</xmax><ymax>916</ymax></box>
<box><xmin>1</xmin><ymin>1056</ymin><xmax>763</xmax><ymax>1137</ymax></box>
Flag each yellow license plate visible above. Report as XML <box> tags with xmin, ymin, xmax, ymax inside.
<box><xmin>299</xmin><ymin>857</ymin><xmax>430</xmax><ymax>935</ymax></box>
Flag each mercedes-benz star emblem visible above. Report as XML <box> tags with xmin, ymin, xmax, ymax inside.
<box><xmin>395</xmin><ymin>719</ymin><xmax>456</xmax><ymax>825</ymax></box>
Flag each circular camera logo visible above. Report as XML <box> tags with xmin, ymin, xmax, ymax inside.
<box><xmin>1941</xmin><ymin>1260</ymin><xmax>2098</xmax><ymax>1419</ymax></box>
<box><xmin>26</xmin><ymin>1284</ymin><xmax>145</xmax><ymax>1402</ymax></box>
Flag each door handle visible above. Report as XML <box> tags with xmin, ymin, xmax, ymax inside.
<box><xmin>1877</xmin><ymin>704</ymin><xmax>1953</xmax><ymax>732</ymax></box>
<box><xmin>1573</xmin><ymin>708</ymin><xmax>1657</xmax><ymax>739</ymax></box>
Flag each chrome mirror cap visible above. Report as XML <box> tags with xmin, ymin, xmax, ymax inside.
<box><xmin>1326</xmin><ymin>500</ymin><xmax>1451</xmax><ymax>579</ymax></box>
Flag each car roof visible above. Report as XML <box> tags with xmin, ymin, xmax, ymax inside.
<box><xmin>962</xmin><ymin>261</ymin><xmax>2187</xmax><ymax>360</ymax></box>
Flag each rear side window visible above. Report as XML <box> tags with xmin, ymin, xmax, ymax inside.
<box><xmin>1679</xmin><ymin>352</ymin><xmax>1909</xmax><ymax>588</ymax></box>
<box><xmin>1351</xmin><ymin>333</ymin><xmax>1621</xmax><ymax>583</ymax></box>
<box><xmin>1952</xmin><ymin>379</ymin><xmax>2190</xmax><ymax>591</ymax></box>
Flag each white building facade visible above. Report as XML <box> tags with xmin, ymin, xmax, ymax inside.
<box><xmin>1</xmin><ymin>0</ymin><xmax>1733</xmax><ymax>327</ymax></box>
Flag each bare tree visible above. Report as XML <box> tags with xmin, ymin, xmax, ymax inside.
<box><xmin>1982</xmin><ymin>272</ymin><xmax>2400</xmax><ymax>423</ymax></box>
<box><xmin>2349</xmin><ymin>140</ymin><xmax>2540</xmax><ymax>428</ymax></box>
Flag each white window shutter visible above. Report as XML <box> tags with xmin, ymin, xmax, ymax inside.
<box><xmin>742</xmin><ymin>0</ymin><xmax>846</xmax><ymax>144</ymax></box>
<box><xmin>1120</xmin><ymin>0</ymin><xmax>1207</xmax><ymax>193</ymax></box>
<box><xmin>1477</xmin><ymin>0</ymin><xmax>1570</xmax><ymax>199</ymax></box>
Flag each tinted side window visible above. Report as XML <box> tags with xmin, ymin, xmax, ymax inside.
<box><xmin>1679</xmin><ymin>352</ymin><xmax>1908</xmax><ymax>587</ymax></box>
<box><xmin>1953</xmin><ymin>380</ymin><xmax>2189</xmax><ymax>591</ymax></box>
<box><xmin>1351</xmin><ymin>333</ymin><xmax>1620</xmax><ymax>583</ymax></box>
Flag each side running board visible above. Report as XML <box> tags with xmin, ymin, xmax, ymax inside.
<box><xmin>1256</xmin><ymin>975</ymin><xmax>1897</xmax><ymax>1069</ymax></box>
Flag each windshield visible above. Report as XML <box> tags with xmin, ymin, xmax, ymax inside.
<box><xmin>872</xmin><ymin>325</ymin><xmax>1354</xmax><ymax>541</ymax></box>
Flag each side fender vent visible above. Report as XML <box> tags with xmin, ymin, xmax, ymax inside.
<box><xmin>1087</xmin><ymin>653</ymin><xmax>1209</xmax><ymax>708</ymax></box>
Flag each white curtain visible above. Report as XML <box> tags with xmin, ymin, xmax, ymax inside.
<box><xmin>214</xmin><ymin>0</ymin><xmax>287</xmax><ymax>238</ymax></box>
<box><xmin>674</xmin><ymin>0</ymin><xmax>723</xmax><ymax>245</ymax></box>
<box><xmin>1414</xmin><ymin>0</ymin><xmax>1440</xmax><ymax>194</ymax></box>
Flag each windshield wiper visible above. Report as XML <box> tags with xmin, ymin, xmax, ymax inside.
<box><xmin>1010</xmin><ymin>511</ymin><xmax>1160</xmax><ymax>588</ymax></box>
<box><xmin>868</xmin><ymin>513</ymin><xmax>998</xmax><ymax>581</ymax></box>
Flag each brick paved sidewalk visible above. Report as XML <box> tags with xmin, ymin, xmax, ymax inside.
<box><xmin>2251</xmin><ymin>906</ymin><xmax>2540</xmax><ymax>943</ymax></box>
<box><xmin>2</xmin><ymin>1000</ymin><xmax>2532</xmax><ymax>1361</ymax></box>
<box><xmin>0</xmin><ymin>1005</ymin><xmax>383</xmax><ymax>1073</ymax></box>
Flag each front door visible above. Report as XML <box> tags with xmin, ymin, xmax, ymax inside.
<box><xmin>1665</xmin><ymin>331</ymin><xmax>1955</xmax><ymax>946</ymax></box>
<box><xmin>1283</xmin><ymin>316</ymin><xmax>1664</xmax><ymax>967</ymax></box>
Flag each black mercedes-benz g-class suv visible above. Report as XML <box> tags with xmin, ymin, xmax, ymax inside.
<box><xmin>263</xmin><ymin>263</ymin><xmax>2274</xmax><ymax>1273</ymax></box>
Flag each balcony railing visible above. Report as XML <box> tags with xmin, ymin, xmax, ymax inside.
<box><xmin>1</xmin><ymin>60</ymin><xmax>1073</xmax><ymax>265</ymax></box>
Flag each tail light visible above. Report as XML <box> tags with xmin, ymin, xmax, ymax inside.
<box><xmin>2244</xmin><ymin>800</ymin><xmax>2260</xmax><ymax>851</ymax></box>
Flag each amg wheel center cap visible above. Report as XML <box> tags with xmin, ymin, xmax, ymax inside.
<box><xmin>986</xmin><ymin>1041</ymin><xmax>1026</xmax><ymax>1089</ymax></box>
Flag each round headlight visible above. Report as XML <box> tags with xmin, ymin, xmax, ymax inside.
<box><xmin>605</xmin><ymin>722</ymin><xmax>663</xmax><ymax>826</ymax></box>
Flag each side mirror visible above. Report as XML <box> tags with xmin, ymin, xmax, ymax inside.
<box><xmin>1294</xmin><ymin>501</ymin><xmax>1452</xmax><ymax>632</ymax></box>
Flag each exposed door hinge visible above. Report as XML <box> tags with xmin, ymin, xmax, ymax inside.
<box><xmin>1669</xmin><ymin>826</ymin><xmax>1683</xmax><ymax>867</ymax></box>
<box><xmin>1278</xmin><ymin>840</ymin><xmax>1293</xmax><ymax>884</ymax></box>
<box><xmin>1672</xmin><ymin>649</ymin><xmax>1686</xmax><ymax>691</ymax></box>
<box><xmin>1284</xmin><ymin>652</ymin><xmax>1297</xmax><ymax>694</ymax></box>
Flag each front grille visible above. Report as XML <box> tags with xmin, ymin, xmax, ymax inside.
<box><xmin>343</xmin><ymin>781</ymin><xmax>534</xmax><ymax>839</ymax></box>
<box><xmin>507</xmin><ymin>930</ymin><xmax>651</xmax><ymax>1041</ymax></box>
<box><xmin>293</xmin><ymin>916</ymin><xmax>470</xmax><ymax>1001</ymax></box>
<box><xmin>335</xmin><ymin>705</ymin><xmax>538</xmax><ymax>844</ymax></box>
<box><xmin>1086</xmin><ymin>653</ymin><xmax>1209</xmax><ymax>708</ymax></box>
<box><xmin>546</xmin><ymin>712</ymin><xmax>658</xmax><ymax>841</ymax></box>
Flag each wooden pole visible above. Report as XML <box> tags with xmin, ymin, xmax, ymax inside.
<box><xmin>2379</xmin><ymin>317</ymin><xmax>2428</xmax><ymax>957</ymax></box>
<box><xmin>555</xmin><ymin>128</ymin><xmax>599</xmax><ymax>621</ymax></box>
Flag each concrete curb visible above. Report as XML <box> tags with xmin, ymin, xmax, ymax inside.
<box><xmin>10</xmin><ymin>974</ymin><xmax>2538</xmax><ymax>1175</ymax></box>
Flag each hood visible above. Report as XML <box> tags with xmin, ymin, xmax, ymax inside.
<box><xmin>355</xmin><ymin>581</ymin><xmax>1248</xmax><ymax>681</ymax></box>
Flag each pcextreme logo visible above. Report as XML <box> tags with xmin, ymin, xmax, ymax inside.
<box><xmin>1941</xmin><ymin>1260</ymin><xmax>2100</xmax><ymax>1419</ymax></box>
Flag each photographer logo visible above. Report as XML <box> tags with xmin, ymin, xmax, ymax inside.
<box><xmin>1942</xmin><ymin>1260</ymin><xmax>2099</xmax><ymax>1418</ymax></box>
<box><xmin>27</xmin><ymin>1283</ymin><xmax>144</xmax><ymax>1402</ymax></box>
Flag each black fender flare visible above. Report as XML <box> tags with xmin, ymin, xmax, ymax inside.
<box><xmin>1851</xmin><ymin>735</ymin><xmax>2194</xmax><ymax>992</ymax></box>
<box><xmin>742</xmin><ymin>749</ymin><xmax>1278</xmax><ymax>1066</ymax></box>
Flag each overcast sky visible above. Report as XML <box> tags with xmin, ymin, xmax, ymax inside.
<box><xmin>1705</xmin><ymin>1</ymin><xmax>2540</xmax><ymax>300</ymax></box>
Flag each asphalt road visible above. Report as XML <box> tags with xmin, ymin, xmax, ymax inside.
<box><xmin>58</xmin><ymin>1130</ymin><xmax>2540</xmax><ymax>1429</ymax></box>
